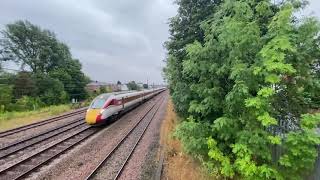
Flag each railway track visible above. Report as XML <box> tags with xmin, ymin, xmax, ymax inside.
<box><xmin>0</xmin><ymin>118</ymin><xmax>85</xmax><ymax>159</ymax></box>
<box><xmin>0</xmin><ymin>107</ymin><xmax>87</xmax><ymax>138</ymax></box>
<box><xmin>0</xmin><ymin>125</ymin><xmax>100</xmax><ymax>180</ymax></box>
<box><xmin>85</xmin><ymin>94</ymin><xmax>165</xmax><ymax>180</ymax></box>
<box><xmin>0</xmin><ymin>92</ymin><xmax>165</xmax><ymax>180</ymax></box>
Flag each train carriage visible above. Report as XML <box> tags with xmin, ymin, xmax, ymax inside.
<box><xmin>85</xmin><ymin>88</ymin><xmax>165</xmax><ymax>125</ymax></box>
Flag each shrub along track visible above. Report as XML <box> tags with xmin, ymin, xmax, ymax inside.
<box><xmin>85</xmin><ymin>93</ymin><xmax>165</xmax><ymax>180</ymax></box>
<box><xmin>0</xmin><ymin>107</ymin><xmax>87</xmax><ymax>138</ymax></box>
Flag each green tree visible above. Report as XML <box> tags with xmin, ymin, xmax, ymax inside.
<box><xmin>52</xmin><ymin>58</ymin><xmax>88</xmax><ymax>100</ymax></box>
<box><xmin>34</xmin><ymin>73</ymin><xmax>68</xmax><ymax>105</ymax></box>
<box><xmin>14</xmin><ymin>96</ymin><xmax>43</xmax><ymax>111</ymax></box>
<box><xmin>0</xmin><ymin>71</ymin><xmax>16</xmax><ymax>85</ymax></box>
<box><xmin>0</xmin><ymin>20</ymin><xmax>88</xmax><ymax>102</ymax></box>
<box><xmin>13</xmin><ymin>71</ymin><xmax>37</xmax><ymax>99</ymax></box>
<box><xmin>166</xmin><ymin>0</ymin><xmax>320</xmax><ymax>179</ymax></box>
<box><xmin>0</xmin><ymin>21</ymin><xmax>62</xmax><ymax>73</ymax></box>
<box><xmin>164</xmin><ymin>0</ymin><xmax>221</xmax><ymax>117</ymax></box>
<box><xmin>0</xmin><ymin>85</ymin><xmax>13</xmax><ymax>111</ymax></box>
<box><xmin>0</xmin><ymin>71</ymin><xmax>15</xmax><ymax>111</ymax></box>
<box><xmin>127</xmin><ymin>81</ymin><xmax>140</xmax><ymax>90</ymax></box>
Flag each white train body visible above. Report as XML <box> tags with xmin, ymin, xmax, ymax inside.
<box><xmin>85</xmin><ymin>88</ymin><xmax>165</xmax><ymax>125</ymax></box>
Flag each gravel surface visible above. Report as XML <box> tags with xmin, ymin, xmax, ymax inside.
<box><xmin>0</xmin><ymin>126</ymin><xmax>98</xmax><ymax>180</ymax></box>
<box><xmin>0</xmin><ymin>122</ymin><xmax>88</xmax><ymax>171</ymax></box>
<box><xmin>92</xmin><ymin>95</ymin><xmax>165</xmax><ymax>180</ymax></box>
<box><xmin>118</xmin><ymin>91</ymin><xmax>169</xmax><ymax>180</ymax></box>
<box><xmin>0</xmin><ymin>108</ymin><xmax>87</xmax><ymax>146</ymax></box>
<box><xmin>0</xmin><ymin>119</ymin><xmax>84</xmax><ymax>152</ymax></box>
<box><xmin>0</xmin><ymin>124</ymin><xmax>91</xmax><ymax>171</ymax></box>
<box><xmin>31</xmin><ymin>94</ymin><xmax>165</xmax><ymax>180</ymax></box>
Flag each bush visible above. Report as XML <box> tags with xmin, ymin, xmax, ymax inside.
<box><xmin>35</xmin><ymin>74</ymin><xmax>68</xmax><ymax>105</ymax></box>
<box><xmin>14</xmin><ymin>96</ymin><xmax>44</xmax><ymax>111</ymax></box>
<box><xmin>166</xmin><ymin>0</ymin><xmax>320</xmax><ymax>179</ymax></box>
<box><xmin>0</xmin><ymin>85</ymin><xmax>13</xmax><ymax>111</ymax></box>
<box><xmin>174</xmin><ymin>118</ymin><xmax>211</xmax><ymax>157</ymax></box>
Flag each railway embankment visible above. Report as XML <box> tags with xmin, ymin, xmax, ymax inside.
<box><xmin>159</xmin><ymin>99</ymin><xmax>212</xmax><ymax>180</ymax></box>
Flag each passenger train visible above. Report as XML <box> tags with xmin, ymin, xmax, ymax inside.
<box><xmin>85</xmin><ymin>88</ymin><xmax>165</xmax><ymax>125</ymax></box>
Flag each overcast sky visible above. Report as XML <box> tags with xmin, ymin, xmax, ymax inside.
<box><xmin>0</xmin><ymin>1</ymin><xmax>319</xmax><ymax>84</ymax></box>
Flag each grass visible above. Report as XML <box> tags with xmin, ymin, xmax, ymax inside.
<box><xmin>160</xmin><ymin>99</ymin><xmax>213</xmax><ymax>180</ymax></box>
<box><xmin>0</xmin><ymin>104</ymin><xmax>72</xmax><ymax>132</ymax></box>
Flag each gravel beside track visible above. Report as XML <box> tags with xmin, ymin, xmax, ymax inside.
<box><xmin>31</xmin><ymin>93</ymin><xmax>166</xmax><ymax>180</ymax></box>
<box><xmin>118</xmin><ymin>91</ymin><xmax>169</xmax><ymax>180</ymax></box>
<box><xmin>0</xmin><ymin>125</ymin><xmax>100</xmax><ymax>180</ymax></box>
<box><xmin>0</xmin><ymin>108</ymin><xmax>87</xmax><ymax>146</ymax></box>
<box><xmin>87</xmin><ymin>95</ymin><xmax>165</xmax><ymax>180</ymax></box>
<box><xmin>0</xmin><ymin>119</ymin><xmax>86</xmax><ymax>166</ymax></box>
<box><xmin>0</xmin><ymin>118</ymin><xmax>84</xmax><ymax>150</ymax></box>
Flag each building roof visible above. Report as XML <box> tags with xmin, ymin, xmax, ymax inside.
<box><xmin>87</xmin><ymin>81</ymin><xmax>109</xmax><ymax>86</ymax></box>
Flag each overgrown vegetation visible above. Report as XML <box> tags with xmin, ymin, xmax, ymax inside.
<box><xmin>0</xmin><ymin>20</ymin><xmax>90</xmax><ymax>112</ymax></box>
<box><xmin>165</xmin><ymin>0</ymin><xmax>320</xmax><ymax>179</ymax></box>
<box><xmin>161</xmin><ymin>100</ymin><xmax>212</xmax><ymax>180</ymax></box>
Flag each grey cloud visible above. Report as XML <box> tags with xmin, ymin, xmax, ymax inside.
<box><xmin>0</xmin><ymin>0</ymin><xmax>176</xmax><ymax>84</ymax></box>
<box><xmin>0</xmin><ymin>0</ymin><xmax>318</xmax><ymax>84</ymax></box>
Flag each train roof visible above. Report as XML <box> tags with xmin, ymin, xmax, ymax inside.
<box><xmin>96</xmin><ymin>88</ymin><xmax>164</xmax><ymax>99</ymax></box>
<box><xmin>97</xmin><ymin>90</ymin><xmax>136</xmax><ymax>98</ymax></box>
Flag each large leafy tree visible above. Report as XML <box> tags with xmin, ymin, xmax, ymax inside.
<box><xmin>13</xmin><ymin>71</ymin><xmax>37</xmax><ymax>99</ymax></box>
<box><xmin>34</xmin><ymin>73</ymin><xmax>68</xmax><ymax>105</ymax></box>
<box><xmin>166</xmin><ymin>0</ymin><xmax>320</xmax><ymax>179</ymax></box>
<box><xmin>1</xmin><ymin>21</ymin><xmax>62</xmax><ymax>73</ymax></box>
<box><xmin>0</xmin><ymin>20</ymin><xmax>88</xmax><ymax>101</ymax></box>
<box><xmin>164</xmin><ymin>0</ymin><xmax>221</xmax><ymax>117</ymax></box>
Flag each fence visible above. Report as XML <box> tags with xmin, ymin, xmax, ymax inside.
<box><xmin>269</xmin><ymin>116</ymin><xmax>320</xmax><ymax>180</ymax></box>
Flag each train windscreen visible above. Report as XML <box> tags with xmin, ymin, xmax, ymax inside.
<box><xmin>90</xmin><ymin>98</ymin><xmax>107</xmax><ymax>109</ymax></box>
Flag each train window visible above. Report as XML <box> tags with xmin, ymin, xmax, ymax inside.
<box><xmin>90</xmin><ymin>98</ymin><xmax>106</xmax><ymax>109</ymax></box>
<box><xmin>109</xmin><ymin>99</ymin><xmax>119</xmax><ymax>106</ymax></box>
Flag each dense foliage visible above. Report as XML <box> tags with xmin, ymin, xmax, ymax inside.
<box><xmin>165</xmin><ymin>0</ymin><xmax>320</xmax><ymax>179</ymax></box>
<box><xmin>164</xmin><ymin>0</ymin><xmax>221</xmax><ymax>117</ymax></box>
<box><xmin>0</xmin><ymin>20</ymin><xmax>89</xmax><ymax>111</ymax></box>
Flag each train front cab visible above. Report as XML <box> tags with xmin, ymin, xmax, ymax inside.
<box><xmin>85</xmin><ymin>94</ymin><xmax>111</xmax><ymax>125</ymax></box>
<box><xmin>86</xmin><ymin>109</ymin><xmax>101</xmax><ymax>124</ymax></box>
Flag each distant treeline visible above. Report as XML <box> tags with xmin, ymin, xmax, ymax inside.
<box><xmin>0</xmin><ymin>20</ymin><xmax>90</xmax><ymax>112</ymax></box>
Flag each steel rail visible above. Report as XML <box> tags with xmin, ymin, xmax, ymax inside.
<box><xmin>0</xmin><ymin>117</ymin><xmax>84</xmax><ymax>151</ymax></box>
<box><xmin>0</xmin><ymin>108</ymin><xmax>87</xmax><ymax>138</ymax></box>
<box><xmin>0</xmin><ymin>120</ymin><xmax>86</xmax><ymax>159</ymax></box>
<box><xmin>113</xmin><ymin>96</ymin><xmax>165</xmax><ymax>180</ymax></box>
<box><xmin>0</xmin><ymin>126</ymin><xmax>99</xmax><ymax>180</ymax></box>
<box><xmin>85</xmin><ymin>94</ymin><xmax>164</xmax><ymax>180</ymax></box>
<box><xmin>0</xmin><ymin>91</ymin><xmax>165</xmax><ymax>180</ymax></box>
